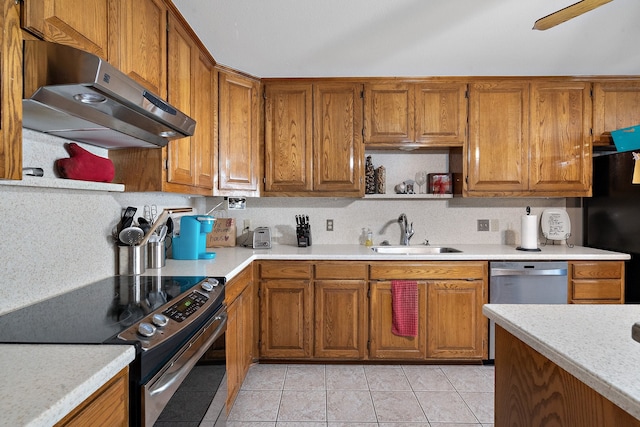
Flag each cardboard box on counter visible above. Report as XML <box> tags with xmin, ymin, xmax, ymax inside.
<box><xmin>206</xmin><ymin>218</ymin><xmax>237</xmax><ymax>247</ymax></box>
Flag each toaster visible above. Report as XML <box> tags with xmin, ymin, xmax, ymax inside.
<box><xmin>239</xmin><ymin>227</ymin><xmax>272</xmax><ymax>249</ymax></box>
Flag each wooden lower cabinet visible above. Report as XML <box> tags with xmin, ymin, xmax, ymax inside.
<box><xmin>369</xmin><ymin>281</ymin><xmax>427</xmax><ymax>360</ymax></box>
<box><xmin>258</xmin><ymin>260</ymin><xmax>488</xmax><ymax>362</ymax></box>
<box><xmin>55</xmin><ymin>367</ymin><xmax>128</xmax><ymax>427</ymax></box>
<box><xmin>569</xmin><ymin>261</ymin><xmax>625</xmax><ymax>304</ymax></box>
<box><xmin>426</xmin><ymin>280</ymin><xmax>486</xmax><ymax>359</ymax></box>
<box><xmin>259</xmin><ymin>279</ymin><xmax>313</xmax><ymax>359</ymax></box>
<box><xmin>369</xmin><ymin>261</ymin><xmax>487</xmax><ymax>361</ymax></box>
<box><xmin>225</xmin><ymin>266</ymin><xmax>255</xmax><ymax>410</ymax></box>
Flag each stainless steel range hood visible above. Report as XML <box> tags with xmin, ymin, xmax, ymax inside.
<box><xmin>22</xmin><ymin>40</ymin><xmax>196</xmax><ymax>149</ymax></box>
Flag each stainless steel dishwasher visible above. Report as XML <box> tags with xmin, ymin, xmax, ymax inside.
<box><xmin>489</xmin><ymin>261</ymin><xmax>568</xmax><ymax>359</ymax></box>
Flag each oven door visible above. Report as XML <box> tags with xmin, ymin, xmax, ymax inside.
<box><xmin>142</xmin><ymin>304</ymin><xmax>227</xmax><ymax>427</ymax></box>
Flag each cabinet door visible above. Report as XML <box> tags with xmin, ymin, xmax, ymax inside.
<box><xmin>218</xmin><ymin>71</ymin><xmax>260</xmax><ymax>193</ymax></box>
<box><xmin>260</xmin><ymin>280</ymin><xmax>312</xmax><ymax>359</ymax></box>
<box><xmin>364</xmin><ymin>83</ymin><xmax>414</xmax><ymax>144</ymax></box>
<box><xmin>193</xmin><ymin>52</ymin><xmax>215</xmax><ymax>190</ymax></box>
<box><xmin>426</xmin><ymin>280</ymin><xmax>486</xmax><ymax>359</ymax></box>
<box><xmin>166</xmin><ymin>15</ymin><xmax>196</xmax><ymax>188</ymax></box>
<box><xmin>593</xmin><ymin>81</ymin><xmax>640</xmax><ymax>146</ymax></box>
<box><xmin>467</xmin><ymin>81</ymin><xmax>529</xmax><ymax>194</ymax></box>
<box><xmin>369</xmin><ymin>281</ymin><xmax>427</xmax><ymax>360</ymax></box>
<box><xmin>415</xmin><ymin>82</ymin><xmax>467</xmax><ymax>147</ymax></box>
<box><xmin>313</xmin><ymin>83</ymin><xmax>364</xmax><ymax>195</ymax></box>
<box><xmin>108</xmin><ymin>0</ymin><xmax>167</xmax><ymax>98</ymax></box>
<box><xmin>529</xmin><ymin>82</ymin><xmax>592</xmax><ymax>195</ymax></box>
<box><xmin>226</xmin><ymin>284</ymin><xmax>255</xmax><ymax>408</ymax></box>
<box><xmin>22</xmin><ymin>0</ymin><xmax>109</xmax><ymax>58</ymax></box>
<box><xmin>0</xmin><ymin>0</ymin><xmax>22</xmax><ymax>180</ymax></box>
<box><xmin>264</xmin><ymin>83</ymin><xmax>314</xmax><ymax>193</ymax></box>
<box><xmin>314</xmin><ymin>280</ymin><xmax>367</xmax><ymax>359</ymax></box>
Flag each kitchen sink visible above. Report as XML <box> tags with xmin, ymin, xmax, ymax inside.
<box><xmin>371</xmin><ymin>246</ymin><xmax>462</xmax><ymax>254</ymax></box>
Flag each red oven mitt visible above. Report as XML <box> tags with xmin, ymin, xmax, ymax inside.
<box><xmin>56</xmin><ymin>143</ymin><xmax>115</xmax><ymax>183</ymax></box>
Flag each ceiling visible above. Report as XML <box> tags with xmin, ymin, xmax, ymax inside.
<box><xmin>172</xmin><ymin>0</ymin><xmax>640</xmax><ymax>78</ymax></box>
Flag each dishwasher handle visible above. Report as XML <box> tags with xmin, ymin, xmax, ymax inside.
<box><xmin>491</xmin><ymin>267</ymin><xmax>567</xmax><ymax>277</ymax></box>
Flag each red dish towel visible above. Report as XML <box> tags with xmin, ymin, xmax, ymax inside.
<box><xmin>391</xmin><ymin>280</ymin><xmax>418</xmax><ymax>337</ymax></box>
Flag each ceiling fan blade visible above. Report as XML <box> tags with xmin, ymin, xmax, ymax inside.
<box><xmin>533</xmin><ymin>0</ymin><xmax>613</xmax><ymax>30</ymax></box>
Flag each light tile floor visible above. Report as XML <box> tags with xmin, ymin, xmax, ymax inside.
<box><xmin>201</xmin><ymin>364</ymin><xmax>495</xmax><ymax>427</ymax></box>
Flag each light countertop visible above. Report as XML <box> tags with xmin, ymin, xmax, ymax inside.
<box><xmin>483</xmin><ymin>304</ymin><xmax>640</xmax><ymax>421</ymax></box>
<box><xmin>0</xmin><ymin>344</ymin><xmax>135</xmax><ymax>427</ymax></box>
<box><xmin>147</xmin><ymin>243</ymin><xmax>630</xmax><ymax>280</ymax></box>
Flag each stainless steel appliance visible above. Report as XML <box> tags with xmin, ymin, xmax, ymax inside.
<box><xmin>22</xmin><ymin>40</ymin><xmax>196</xmax><ymax>149</ymax></box>
<box><xmin>0</xmin><ymin>275</ymin><xmax>226</xmax><ymax>427</ymax></box>
<box><xmin>585</xmin><ymin>151</ymin><xmax>640</xmax><ymax>303</ymax></box>
<box><xmin>489</xmin><ymin>261</ymin><xmax>568</xmax><ymax>359</ymax></box>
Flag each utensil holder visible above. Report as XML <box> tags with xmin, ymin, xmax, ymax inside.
<box><xmin>118</xmin><ymin>244</ymin><xmax>146</xmax><ymax>275</ymax></box>
<box><xmin>147</xmin><ymin>241</ymin><xmax>166</xmax><ymax>269</ymax></box>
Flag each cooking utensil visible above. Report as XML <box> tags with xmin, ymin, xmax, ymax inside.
<box><xmin>119</xmin><ymin>206</ymin><xmax>137</xmax><ymax>233</ymax></box>
<box><xmin>138</xmin><ymin>217</ymin><xmax>152</xmax><ymax>235</ymax></box>
<box><xmin>119</xmin><ymin>226</ymin><xmax>144</xmax><ymax>246</ymax></box>
<box><xmin>138</xmin><ymin>209</ymin><xmax>176</xmax><ymax>247</ymax></box>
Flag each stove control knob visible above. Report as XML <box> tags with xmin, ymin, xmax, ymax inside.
<box><xmin>201</xmin><ymin>278</ymin><xmax>219</xmax><ymax>292</ymax></box>
<box><xmin>151</xmin><ymin>313</ymin><xmax>169</xmax><ymax>327</ymax></box>
<box><xmin>138</xmin><ymin>322</ymin><xmax>156</xmax><ymax>337</ymax></box>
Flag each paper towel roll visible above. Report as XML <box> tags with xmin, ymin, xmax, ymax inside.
<box><xmin>521</xmin><ymin>215</ymin><xmax>538</xmax><ymax>249</ymax></box>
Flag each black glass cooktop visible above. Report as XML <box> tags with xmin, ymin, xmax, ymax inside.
<box><xmin>0</xmin><ymin>275</ymin><xmax>210</xmax><ymax>344</ymax></box>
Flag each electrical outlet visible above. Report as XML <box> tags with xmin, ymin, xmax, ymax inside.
<box><xmin>243</xmin><ymin>219</ymin><xmax>251</xmax><ymax>230</ymax></box>
<box><xmin>477</xmin><ymin>219</ymin><xmax>490</xmax><ymax>231</ymax></box>
<box><xmin>326</xmin><ymin>219</ymin><xmax>334</xmax><ymax>231</ymax></box>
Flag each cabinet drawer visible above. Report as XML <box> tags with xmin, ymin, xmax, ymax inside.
<box><xmin>572</xmin><ymin>280</ymin><xmax>623</xmax><ymax>300</ymax></box>
<box><xmin>369</xmin><ymin>262</ymin><xmax>486</xmax><ymax>280</ymax></box>
<box><xmin>572</xmin><ymin>262</ymin><xmax>623</xmax><ymax>279</ymax></box>
<box><xmin>259</xmin><ymin>261</ymin><xmax>313</xmax><ymax>279</ymax></box>
<box><xmin>315</xmin><ymin>262</ymin><xmax>367</xmax><ymax>279</ymax></box>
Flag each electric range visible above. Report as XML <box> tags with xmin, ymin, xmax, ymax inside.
<box><xmin>0</xmin><ymin>274</ymin><xmax>227</xmax><ymax>426</ymax></box>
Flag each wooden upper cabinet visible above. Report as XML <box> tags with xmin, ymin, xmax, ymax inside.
<box><xmin>364</xmin><ymin>83</ymin><xmax>414</xmax><ymax>144</ymax></box>
<box><xmin>217</xmin><ymin>70</ymin><xmax>260</xmax><ymax>195</ymax></box>
<box><xmin>22</xmin><ymin>0</ymin><xmax>109</xmax><ymax>58</ymax></box>
<box><xmin>264</xmin><ymin>83</ymin><xmax>314</xmax><ymax>193</ymax></box>
<box><xmin>109</xmin><ymin>10</ymin><xmax>215</xmax><ymax>196</ymax></box>
<box><xmin>263</xmin><ymin>81</ymin><xmax>364</xmax><ymax>196</ymax></box>
<box><xmin>466</xmin><ymin>79</ymin><xmax>591</xmax><ymax>197</ymax></box>
<box><xmin>193</xmin><ymin>52</ymin><xmax>216</xmax><ymax>190</ymax></box>
<box><xmin>0</xmin><ymin>0</ymin><xmax>22</xmax><ymax>180</ymax></box>
<box><xmin>593</xmin><ymin>81</ymin><xmax>640</xmax><ymax>146</ymax></box>
<box><xmin>529</xmin><ymin>81</ymin><xmax>592</xmax><ymax>195</ymax></box>
<box><xmin>467</xmin><ymin>80</ymin><xmax>530</xmax><ymax>194</ymax></box>
<box><xmin>364</xmin><ymin>81</ymin><xmax>466</xmax><ymax>148</ymax></box>
<box><xmin>415</xmin><ymin>83</ymin><xmax>467</xmax><ymax>146</ymax></box>
<box><xmin>108</xmin><ymin>0</ymin><xmax>167</xmax><ymax>98</ymax></box>
<box><xmin>166</xmin><ymin>14</ymin><xmax>197</xmax><ymax>188</ymax></box>
<box><xmin>313</xmin><ymin>83</ymin><xmax>364</xmax><ymax>195</ymax></box>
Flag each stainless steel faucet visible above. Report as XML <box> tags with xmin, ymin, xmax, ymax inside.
<box><xmin>398</xmin><ymin>213</ymin><xmax>414</xmax><ymax>246</ymax></box>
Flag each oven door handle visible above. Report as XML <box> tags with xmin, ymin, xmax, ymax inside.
<box><xmin>149</xmin><ymin>311</ymin><xmax>227</xmax><ymax>397</ymax></box>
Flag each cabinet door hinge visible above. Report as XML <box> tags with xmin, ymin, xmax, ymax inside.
<box><xmin>164</xmin><ymin>159</ymin><xmax>169</xmax><ymax>170</ymax></box>
<box><xmin>257</xmin><ymin>288</ymin><xmax>261</xmax><ymax>298</ymax></box>
<box><xmin>367</xmin><ymin>340</ymin><xmax>370</xmax><ymax>350</ymax></box>
<box><xmin>465</xmin><ymin>89</ymin><xmax>469</xmax><ymax>99</ymax></box>
<box><xmin>360</xmin><ymin>90</ymin><xmax>364</xmax><ymax>99</ymax></box>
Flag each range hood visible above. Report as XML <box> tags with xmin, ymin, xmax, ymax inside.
<box><xmin>22</xmin><ymin>40</ymin><xmax>196</xmax><ymax>149</ymax></box>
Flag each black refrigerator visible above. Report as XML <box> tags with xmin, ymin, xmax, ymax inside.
<box><xmin>584</xmin><ymin>151</ymin><xmax>640</xmax><ymax>303</ymax></box>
